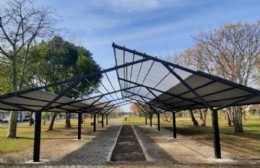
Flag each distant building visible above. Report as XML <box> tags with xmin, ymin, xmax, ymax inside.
<box><xmin>0</xmin><ymin>111</ymin><xmax>31</xmax><ymax>122</ymax></box>
<box><xmin>0</xmin><ymin>111</ymin><xmax>10</xmax><ymax>122</ymax></box>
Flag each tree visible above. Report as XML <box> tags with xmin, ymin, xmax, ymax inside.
<box><xmin>28</xmin><ymin>36</ymin><xmax>102</xmax><ymax>130</ymax></box>
<box><xmin>0</xmin><ymin>59</ymin><xmax>12</xmax><ymax>94</ymax></box>
<box><xmin>0</xmin><ymin>0</ymin><xmax>54</xmax><ymax>138</ymax></box>
<box><xmin>182</xmin><ymin>21</ymin><xmax>260</xmax><ymax>133</ymax></box>
<box><xmin>161</xmin><ymin>112</ymin><xmax>172</xmax><ymax>123</ymax></box>
<box><xmin>130</xmin><ymin>102</ymin><xmax>146</xmax><ymax>117</ymax></box>
<box><xmin>188</xmin><ymin>110</ymin><xmax>199</xmax><ymax>126</ymax></box>
<box><xmin>198</xmin><ymin>109</ymin><xmax>207</xmax><ymax>126</ymax></box>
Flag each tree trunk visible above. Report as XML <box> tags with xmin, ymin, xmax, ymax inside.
<box><xmin>188</xmin><ymin>110</ymin><xmax>199</xmax><ymax>126</ymax></box>
<box><xmin>232</xmin><ymin>107</ymin><xmax>243</xmax><ymax>133</ymax></box>
<box><xmin>199</xmin><ymin>110</ymin><xmax>203</xmax><ymax>120</ymax></box>
<box><xmin>7</xmin><ymin>111</ymin><xmax>17</xmax><ymax>138</ymax></box>
<box><xmin>48</xmin><ymin>112</ymin><xmax>57</xmax><ymax>131</ymax></box>
<box><xmin>227</xmin><ymin>110</ymin><xmax>232</xmax><ymax>126</ymax></box>
<box><xmin>7</xmin><ymin>59</ymin><xmax>18</xmax><ymax>138</ymax></box>
<box><xmin>199</xmin><ymin>109</ymin><xmax>207</xmax><ymax>126</ymax></box>
<box><xmin>65</xmin><ymin>112</ymin><xmax>71</xmax><ymax>128</ymax></box>
<box><xmin>29</xmin><ymin>112</ymin><xmax>34</xmax><ymax>126</ymax></box>
<box><xmin>242</xmin><ymin>107</ymin><xmax>247</xmax><ymax>121</ymax></box>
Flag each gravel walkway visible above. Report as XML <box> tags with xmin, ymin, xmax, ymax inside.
<box><xmin>48</xmin><ymin>125</ymin><xmax>121</xmax><ymax>166</ymax></box>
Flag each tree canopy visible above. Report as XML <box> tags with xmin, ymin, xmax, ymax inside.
<box><xmin>27</xmin><ymin>36</ymin><xmax>102</xmax><ymax>98</ymax></box>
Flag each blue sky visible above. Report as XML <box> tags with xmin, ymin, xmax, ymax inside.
<box><xmin>35</xmin><ymin>0</ymin><xmax>259</xmax><ymax>69</ymax></box>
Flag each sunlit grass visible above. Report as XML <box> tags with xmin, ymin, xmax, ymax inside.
<box><xmin>124</xmin><ymin>115</ymin><xmax>260</xmax><ymax>153</ymax></box>
<box><xmin>0</xmin><ymin>118</ymin><xmax>93</xmax><ymax>153</ymax></box>
<box><xmin>1</xmin><ymin>115</ymin><xmax>259</xmax><ymax>154</ymax></box>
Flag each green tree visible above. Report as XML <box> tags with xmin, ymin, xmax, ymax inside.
<box><xmin>0</xmin><ymin>59</ymin><xmax>12</xmax><ymax>94</ymax></box>
<box><xmin>28</xmin><ymin>36</ymin><xmax>102</xmax><ymax>130</ymax></box>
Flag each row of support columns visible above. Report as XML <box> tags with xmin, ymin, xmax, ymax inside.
<box><xmin>33</xmin><ymin>112</ymin><xmax>109</xmax><ymax>162</ymax></box>
<box><xmin>93</xmin><ymin>113</ymin><xmax>108</xmax><ymax>132</ymax></box>
<box><xmin>144</xmin><ymin>110</ymin><xmax>220</xmax><ymax>158</ymax></box>
<box><xmin>33</xmin><ymin>110</ymin><xmax>220</xmax><ymax>162</ymax></box>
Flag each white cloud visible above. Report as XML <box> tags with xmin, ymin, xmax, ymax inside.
<box><xmin>107</xmin><ymin>0</ymin><xmax>160</xmax><ymax>12</ymax></box>
<box><xmin>85</xmin><ymin>18</ymin><xmax>197</xmax><ymax>49</ymax></box>
<box><xmin>83</xmin><ymin>15</ymin><xmax>121</xmax><ymax>32</ymax></box>
<box><xmin>94</xmin><ymin>0</ymin><xmax>185</xmax><ymax>12</ymax></box>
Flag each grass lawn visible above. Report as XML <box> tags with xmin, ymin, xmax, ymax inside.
<box><xmin>1</xmin><ymin>115</ymin><xmax>259</xmax><ymax>156</ymax></box>
<box><xmin>123</xmin><ymin>115</ymin><xmax>260</xmax><ymax>154</ymax></box>
<box><xmin>0</xmin><ymin>118</ymin><xmax>93</xmax><ymax>154</ymax></box>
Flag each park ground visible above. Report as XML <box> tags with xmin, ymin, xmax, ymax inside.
<box><xmin>0</xmin><ymin>115</ymin><xmax>259</xmax><ymax>168</ymax></box>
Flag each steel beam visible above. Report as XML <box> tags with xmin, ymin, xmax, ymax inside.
<box><xmin>212</xmin><ymin>109</ymin><xmax>221</xmax><ymax>158</ymax></box>
<box><xmin>33</xmin><ymin>112</ymin><xmax>42</xmax><ymax>162</ymax></box>
<box><xmin>101</xmin><ymin>114</ymin><xmax>104</xmax><ymax>127</ymax></box>
<box><xmin>78</xmin><ymin>113</ymin><xmax>82</xmax><ymax>140</ymax></box>
<box><xmin>93</xmin><ymin>113</ymin><xmax>96</xmax><ymax>132</ymax></box>
<box><xmin>172</xmin><ymin>112</ymin><xmax>176</xmax><ymax>138</ymax></box>
<box><xmin>150</xmin><ymin>113</ymin><xmax>153</xmax><ymax>127</ymax></box>
<box><xmin>157</xmin><ymin>113</ymin><xmax>160</xmax><ymax>131</ymax></box>
<box><xmin>106</xmin><ymin>114</ymin><xmax>108</xmax><ymax>125</ymax></box>
<box><xmin>163</xmin><ymin>64</ymin><xmax>214</xmax><ymax>111</ymax></box>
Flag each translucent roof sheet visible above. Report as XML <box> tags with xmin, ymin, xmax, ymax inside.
<box><xmin>113</xmin><ymin>43</ymin><xmax>260</xmax><ymax>112</ymax></box>
<box><xmin>0</xmin><ymin>90</ymin><xmax>94</xmax><ymax>113</ymax></box>
<box><xmin>0</xmin><ymin>68</ymin><xmax>132</xmax><ymax>114</ymax></box>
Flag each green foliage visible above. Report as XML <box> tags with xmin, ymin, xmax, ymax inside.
<box><xmin>0</xmin><ymin>61</ymin><xmax>12</xmax><ymax>94</ymax></box>
<box><xmin>27</xmin><ymin>36</ymin><xmax>102</xmax><ymax>97</ymax></box>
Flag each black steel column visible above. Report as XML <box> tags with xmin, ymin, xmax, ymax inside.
<box><xmin>106</xmin><ymin>114</ymin><xmax>108</xmax><ymax>125</ymax></box>
<box><xmin>33</xmin><ymin>112</ymin><xmax>42</xmax><ymax>162</ymax></box>
<box><xmin>93</xmin><ymin>113</ymin><xmax>96</xmax><ymax>132</ymax></box>
<box><xmin>78</xmin><ymin>113</ymin><xmax>82</xmax><ymax>140</ymax></box>
<box><xmin>212</xmin><ymin>110</ymin><xmax>221</xmax><ymax>158</ymax></box>
<box><xmin>157</xmin><ymin>113</ymin><xmax>160</xmax><ymax>131</ymax></box>
<box><xmin>173</xmin><ymin>112</ymin><xmax>176</xmax><ymax>138</ymax></box>
<box><xmin>145</xmin><ymin>115</ymin><xmax>147</xmax><ymax>125</ymax></box>
<box><xmin>101</xmin><ymin>114</ymin><xmax>104</xmax><ymax>127</ymax></box>
<box><xmin>150</xmin><ymin>113</ymin><xmax>152</xmax><ymax>127</ymax></box>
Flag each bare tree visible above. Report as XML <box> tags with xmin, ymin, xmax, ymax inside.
<box><xmin>198</xmin><ymin>109</ymin><xmax>207</xmax><ymax>126</ymax></box>
<box><xmin>130</xmin><ymin>102</ymin><xmax>146</xmax><ymax>117</ymax></box>
<box><xmin>188</xmin><ymin>110</ymin><xmax>199</xmax><ymax>126</ymax></box>
<box><xmin>0</xmin><ymin>0</ymin><xmax>54</xmax><ymax>138</ymax></box>
<box><xmin>161</xmin><ymin>112</ymin><xmax>172</xmax><ymax>123</ymax></box>
<box><xmin>182</xmin><ymin>21</ymin><xmax>260</xmax><ymax>133</ymax></box>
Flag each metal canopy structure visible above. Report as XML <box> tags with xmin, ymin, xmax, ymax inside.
<box><xmin>0</xmin><ymin>70</ymin><xmax>135</xmax><ymax>116</ymax></box>
<box><xmin>113</xmin><ymin>43</ymin><xmax>260</xmax><ymax>112</ymax></box>
<box><xmin>113</xmin><ymin>43</ymin><xmax>260</xmax><ymax>159</ymax></box>
<box><xmin>0</xmin><ymin>90</ymin><xmax>102</xmax><ymax>113</ymax></box>
<box><xmin>1</xmin><ymin>43</ymin><xmax>260</xmax><ymax>162</ymax></box>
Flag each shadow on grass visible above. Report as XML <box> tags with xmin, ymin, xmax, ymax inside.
<box><xmin>15</xmin><ymin>137</ymin><xmax>34</xmax><ymax>140</ymax></box>
<box><xmin>165</xmin><ymin>124</ymin><xmax>260</xmax><ymax>140</ymax></box>
<box><xmin>164</xmin><ymin>125</ymin><xmax>260</xmax><ymax>154</ymax></box>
